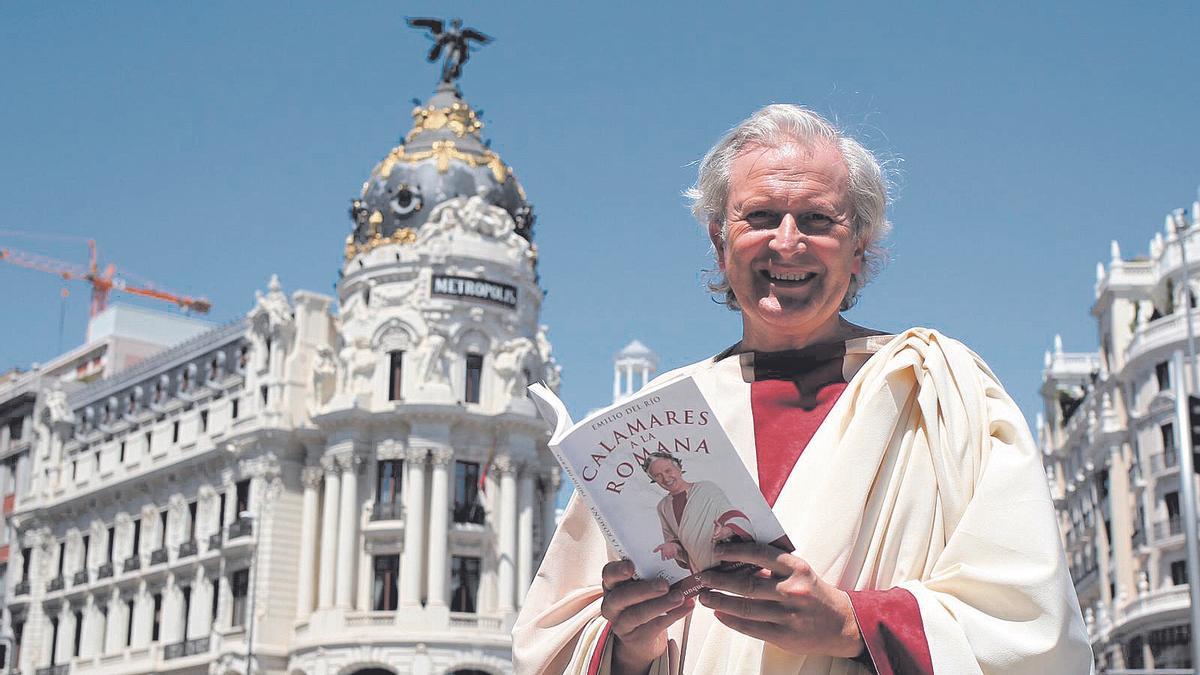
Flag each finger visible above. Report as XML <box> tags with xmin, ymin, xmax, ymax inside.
<box><xmin>714</xmin><ymin>541</ymin><xmax>797</xmax><ymax>577</ymax></box>
<box><xmin>712</xmin><ymin>611</ymin><xmax>782</xmax><ymax>644</ymax></box>
<box><xmin>601</xmin><ymin>559</ymin><xmax>637</xmax><ymax>591</ymax></box>
<box><xmin>701</xmin><ymin>568</ymin><xmax>775</xmax><ymax>600</ymax></box>
<box><xmin>613</xmin><ymin>589</ymin><xmax>687</xmax><ymax>636</ymax></box>
<box><xmin>601</xmin><ymin>578</ymin><xmax>670</xmax><ymax>620</ymax></box>
<box><xmin>623</xmin><ymin>596</ymin><xmax>695</xmax><ymax>644</ymax></box>
<box><xmin>698</xmin><ymin>590</ymin><xmax>786</xmax><ymax>622</ymax></box>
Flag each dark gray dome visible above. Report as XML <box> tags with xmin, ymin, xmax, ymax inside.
<box><xmin>345</xmin><ymin>83</ymin><xmax>534</xmax><ymax>259</ymax></box>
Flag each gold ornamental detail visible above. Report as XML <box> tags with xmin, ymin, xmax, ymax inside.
<box><xmin>344</xmin><ymin>227</ymin><xmax>419</xmax><ymax>261</ymax></box>
<box><xmin>406</xmin><ymin>101</ymin><xmax>484</xmax><ymax>142</ymax></box>
<box><xmin>376</xmin><ymin>141</ymin><xmax>511</xmax><ymax>184</ymax></box>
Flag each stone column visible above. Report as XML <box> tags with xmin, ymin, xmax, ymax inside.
<box><xmin>541</xmin><ymin>470</ymin><xmax>561</xmax><ymax>554</ymax></box>
<box><xmin>517</xmin><ymin>467</ymin><xmax>535</xmax><ymax>604</ymax></box>
<box><xmin>186</xmin><ymin>568</ymin><xmax>207</xmax><ymax>640</ymax></box>
<box><xmin>426</xmin><ymin>448</ymin><xmax>453</xmax><ymax>607</ymax></box>
<box><xmin>317</xmin><ymin>458</ymin><xmax>341</xmax><ymax>609</ymax></box>
<box><xmin>400</xmin><ymin>448</ymin><xmax>428</xmax><ymax>608</ymax></box>
<box><xmin>40</xmin><ymin>610</ymin><xmax>56</xmax><ymax>666</ymax></box>
<box><xmin>161</xmin><ymin>575</ymin><xmax>181</xmax><ymax>644</ymax></box>
<box><xmin>54</xmin><ymin>606</ymin><xmax>73</xmax><ymax>664</ymax></box>
<box><xmin>497</xmin><ymin>455</ymin><xmax>518</xmax><ymax>613</ymax></box>
<box><xmin>78</xmin><ymin>596</ymin><xmax>96</xmax><ymax>658</ymax></box>
<box><xmin>612</xmin><ymin>367</ymin><xmax>621</xmax><ymax>402</ymax></box>
<box><xmin>296</xmin><ymin>466</ymin><xmax>322</xmax><ymax>615</ymax></box>
<box><xmin>335</xmin><ymin>454</ymin><xmax>361</xmax><ymax>609</ymax></box>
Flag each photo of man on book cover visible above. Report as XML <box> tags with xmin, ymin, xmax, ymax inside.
<box><xmin>644</xmin><ymin>451</ymin><xmax>755</xmax><ymax>574</ymax></box>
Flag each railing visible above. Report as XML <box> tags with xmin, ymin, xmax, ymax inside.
<box><xmin>370</xmin><ymin>501</ymin><xmax>403</xmax><ymax>521</ymax></box>
<box><xmin>14</xmin><ymin>580</ymin><xmax>29</xmax><ymax>595</ymax></box>
<box><xmin>47</xmin><ymin>576</ymin><xmax>64</xmax><ymax>591</ymax></box>
<box><xmin>178</xmin><ymin>540</ymin><xmax>197</xmax><ymax>558</ymax></box>
<box><xmin>1119</xmin><ymin>585</ymin><xmax>1190</xmax><ymax>628</ymax></box>
<box><xmin>184</xmin><ymin>635</ymin><xmax>210</xmax><ymax>655</ymax></box>
<box><xmin>453</xmin><ymin>502</ymin><xmax>485</xmax><ymax>525</ymax></box>
<box><xmin>228</xmin><ymin>517</ymin><xmax>253</xmax><ymax>540</ymax></box>
<box><xmin>149</xmin><ymin>548</ymin><xmax>167</xmax><ymax>565</ymax></box>
<box><xmin>163</xmin><ymin>641</ymin><xmax>186</xmax><ymax>660</ymax></box>
<box><xmin>345</xmin><ymin>611</ymin><xmax>396</xmax><ymax>627</ymax></box>
<box><xmin>97</xmin><ymin>562</ymin><xmax>113</xmax><ymax>579</ymax></box>
<box><xmin>208</xmin><ymin>532</ymin><xmax>222</xmax><ymax>550</ymax></box>
<box><xmin>123</xmin><ymin>555</ymin><xmax>141</xmax><ymax>572</ymax></box>
<box><xmin>1150</xmin><ymin>451</ymin><xmax>1180</xmax><ymax>474</ymax></box>
<box><xmin>72</xmin><ymin>570</ymin><xmax>88</xmax><ymax>585</ymax></box>
<box><xmin>36</xmin><ymin>665</ymin><xmax>70</xmax><ymax>675</ymax></box>
<box><xmin>1153</xmin><ymin>517</ymin><xmax>1184</xmax><ymax>541</ymax></box>
<box><xmin>449</xmin><ymin>612</ymin><xmax>502</xmax><ymax>630</ymax></box>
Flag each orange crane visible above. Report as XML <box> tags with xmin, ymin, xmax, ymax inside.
<box><xmin>0</xmin><ymin>239</ymin><xmax>211</xmax><ymax>317</ymax></box>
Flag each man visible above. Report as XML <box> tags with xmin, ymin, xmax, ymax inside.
<box><xmin>645</xmin><ymin>452</ymin><xmax>755</xmax><ymax>574</ymax></box>
<box><xmin>513</xmin><ymin>105</ymin><xmax>1092</xmax><ymax>674</ymax></box>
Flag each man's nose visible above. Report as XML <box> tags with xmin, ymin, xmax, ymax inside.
<box><xmin>769</xmin><ymin>214</ymin><xmax>807</xmax><ymax>256</ymax></box>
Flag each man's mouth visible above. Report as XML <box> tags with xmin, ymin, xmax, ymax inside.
<box><xmin>762</xmin><ymin>270</ymin><xmax>816</xmax><ymax>284</ymax></box>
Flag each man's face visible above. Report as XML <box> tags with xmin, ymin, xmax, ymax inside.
<box><xmin>712</xmin><ymin>141</ymin><xmax>863</xmax><ymax>350</ymax></box>
<box><xmin>648</xmin><ymin>458</ymin><xmax>687</xmax><ymax>495</ymax></box>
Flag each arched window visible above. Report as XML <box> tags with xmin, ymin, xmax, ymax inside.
<box><xmin>388</xmin><ymin>351</ymin><xmax>403</xmax><ymax>401</ymax></box>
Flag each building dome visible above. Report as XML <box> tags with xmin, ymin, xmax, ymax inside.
<box><xmin>345</xmin><ymin>82</ymin><xmax>534</xmax><ymax>261</ymax></box>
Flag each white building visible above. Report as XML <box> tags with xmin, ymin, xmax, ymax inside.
<box><xmin>5</xmin><ymin>78</ymin><xmax>561</xmax><ymax>675</ymax></box>
<box><xmin>1041</xmin><ymin>206</ymin><xmax>1200</xmax><ymax>671</ymax></box>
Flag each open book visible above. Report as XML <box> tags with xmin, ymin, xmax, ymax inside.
<box><xmin>529</xmin><ymin>376</ymin><xmax>792</xmax><ymax>595</ymax></box>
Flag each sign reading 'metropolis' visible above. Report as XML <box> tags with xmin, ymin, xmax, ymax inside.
<box><xmin>431</xmin><ymin>274</ymin><xmax>519</xmax><ymax>309</ymax></box>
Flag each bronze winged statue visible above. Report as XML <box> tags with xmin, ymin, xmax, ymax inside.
<box><xmin>406</xmin><ymin>17</ymin><xmax>493</xmax><ymax>84</ymax></box>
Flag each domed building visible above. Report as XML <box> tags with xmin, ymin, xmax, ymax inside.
<box><xmin>4</xmin><ymin>67</ymin><xmax>561</xmax><ymax>675</ymax></box>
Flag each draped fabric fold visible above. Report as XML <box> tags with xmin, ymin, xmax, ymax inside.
<box><xmin>513</xmin><ymin>328</ymin><xmax>1092</xmax><ymax>674</ymax></box>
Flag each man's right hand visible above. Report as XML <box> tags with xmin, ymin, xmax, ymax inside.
<box><xmin>600</xmin><ymin>559</ymin><xmax>694</xmax><ymax>675</ymax></box>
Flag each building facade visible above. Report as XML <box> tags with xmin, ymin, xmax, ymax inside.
<box><xmin>1041</xmin><ymin>206</ymin><xmax>1200</xmax><ymax>671</ymax></box>
<box><xmin>4</xmin><ymin>79</ymin><xmax>561</xmax><ymax>675</ymax></box>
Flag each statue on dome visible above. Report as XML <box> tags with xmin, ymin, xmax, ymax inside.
<box><xmin>407</xmin><ymin>17</ymin><xmax>493</xmax><ymax>83</ymax></box>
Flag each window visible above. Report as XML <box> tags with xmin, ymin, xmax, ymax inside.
<box><xmin>172</xmin><ymin>421</ymin><xmax>180</xmax><ymax>444</ymax></box>
<box><xmin>187</xmin><ymin>501</ymin><xmax>198</xmax><ymax>540</ymax></box>
<box><xmin>119</xmin><ymin>441</ymin><xmax>126</xmax><ymax>463</ymax></box>
<box><xmin>72</xmin><ymin>609</ymin><xmax>83</xmax><ymax>657</ymax></box>
<box><xmin>211</xmin><ymin>577</ymin><xmax>220</xmax><ymax>623</ymax></box>
<box><xmin>260</xmin><ymin>385</ymin><xmax>268</xmax><ymax>406</ymax></box>
<box><xmin>130</xmin><ymin>518</ymin><xmax>141</xmax><ymax>557</ymax></box>
<box><xmin>106</xmin><ymin>526</ymin><xmax>115</xmax><ymax>562</ymax></box>
<box><xmin>450</xmin><ymin>555</ymin><xmax>481</xmax><ymax>613</ymax></box>
<box><xmin>180</xmin><ymin>585</ymin><xmax>192</xmax><ymax>639</ymax></box>
<box><xmin>152</xmin><ymin>592</ymin><xmax>162</xmax><ymax>642</ymax></box>
<box><xmin>20</xmin><ymin>546</ymin><xmax>30</xmax><ymax>581</ymax></box>
<box><xmin>200</xmin><ymin>410</ymin><xmax>208</xmax><ymax>433</ymax></box>
<box><xmin>1172</xmin><ymin>560</ymin><xmax>1189</xmax><ymax>585</ymax></box>
<box><xmin>159</xmin><ymin>508</ymin><xmax>169</xmax><ymax>549</ymax></box>
<box><xmin>81</xmin><ymin>534</ymin><xmax>90</xmax><ymax>571</ymax></box>
<box><xmin>453</xmin><ymin>461</ymin><xmax>485</xmax><ymax>524</ymax></box>
<box><xmin>49</xmin><ymin>617</ymin><xmax>59</xmax><ymax>665</ymax></box>
<box><xmin>372</xmin><ymin>555</ymin><xmax>399</xmax><ymax>610</ymax></box>
<box><xmin>465</xmin><ymin>353</ymin><xmax>483</xmax><ymax>403</ymax></box>
<box><xmin>388</xmin><ymin>351</ymin><xmax>404</xmax><ymax>401</ymax></box>
<box><xmin>1167</xmin><ymin>491</ymin><xmax>1182</xmax><ymax>520</ymax></box>
<box><xmin>376</xmin><ymin>460</ymin><xmax>403</xmax><ymax>517</ymax></box>
<box><xmin>230</xmin><ymin>569</ymin><xmax>249</xmax><ymax>628</ymax></box>
<box><xmin>125</xmin><ymin>598</ymin><xmax>135</xmax><ymax>647</ymax></box>
<box><xmin>231</xmin><ymin>398</ymin><xmax>240</xmax><ymax>420</ymax></box>
<box><xmin>12</xmin><ymin>619</ymin><xmax>22</xmax><ymax>670</ymax></box>
<box><xmin>57</xmin><ymin>541</ymin><xmax>66</xmax><ymax>577</ymax></box>
<box><xmin>99</xmin><ymin>603</ymin><xmax>108</xmax><ymax>655</ymax></box>
<box><xmin>218</xmin><ymin>493</ymin><xmax>227</xmax><ymax>528</ymax></box>
<box><xmin>1157</xmin><ymin>361</ymin><xmax>1172</xmax><ymax>391</ymax></box>
<box><xmin>235</xmin><ymin>479</ymin><xmax>251</xmax><ymax>516</ymax></box>
<box><xmin>144</xmin><ymin>431</ymin><xmax>152</xmax><ymax>454</ymax></box>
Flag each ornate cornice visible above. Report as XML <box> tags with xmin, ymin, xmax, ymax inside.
<box><xmin>430</xmin><ymin>447</ymin><xmax>455</xmax><ymax>466</ymax></box>
<box><xmin>301</xmin><ymin>466</ymin><xmax>325</xmax><ymax>489</ymax></box>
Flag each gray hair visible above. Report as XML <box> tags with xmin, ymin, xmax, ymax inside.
<box><xmin>685</xmin><ymin>104</ymin><xmax>891</xmax><ymax>311</ymax></box>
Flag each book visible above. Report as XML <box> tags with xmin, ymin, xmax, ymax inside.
<box><xmin>528</xmin><ymin>376</ymin><xmax>792</xmax><ymax>595</ymax></box>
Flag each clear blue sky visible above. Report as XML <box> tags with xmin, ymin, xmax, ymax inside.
<box><xmin>2</xmin><ymin>2</ymin><xmax>1200</xmax><ymax>427</ymax></box>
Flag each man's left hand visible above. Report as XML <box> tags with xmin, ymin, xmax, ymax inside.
<box><xmin>697</xmin><ymin>541</ymin><xmax>864</xmax><ymax>659</ymax></box>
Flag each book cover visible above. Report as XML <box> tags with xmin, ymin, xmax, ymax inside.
<box><xmin>529</xmin><ymin>376</ymin><xmax>792</xmax><ymax>595</ymax></box>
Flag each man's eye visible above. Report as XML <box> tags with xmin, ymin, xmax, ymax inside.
<box><xmin>803</xmin><ymin>214</ymin><xmax>835</xmax><ymax>229</ymax></box>
<box><xmin>744</xmin><ymin>211</ymin><xmax>780</xmax><ymax>227</ymax></box>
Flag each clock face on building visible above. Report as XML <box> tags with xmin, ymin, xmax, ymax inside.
<box><xmin>389</xmin><ymin>185</ymin><xmax>422</xmax><ymax>217</ymax></box>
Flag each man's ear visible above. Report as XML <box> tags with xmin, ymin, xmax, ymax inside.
<box><xmin>850</xmin><ymin>238</ymin><xmax>865</xmax><ymax>275</ymax></box>
<box><xmin>708</xmin><ymin>219</ymin><xmax>726</xmax><ymax>271</ymax></box>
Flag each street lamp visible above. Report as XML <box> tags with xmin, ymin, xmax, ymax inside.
<box><xmin>1169</xmin><ymin>207</ymin><xmax>1200</xmax><ymax>673</ymax></box>
<box><xmin>240</xmin><ymin>509</ymin><xmax>261</xmax><ymax>675</ymax></box>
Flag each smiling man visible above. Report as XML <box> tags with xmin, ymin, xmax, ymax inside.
<box><xmin>513</xmin><ymin>105</ymin><xmax>1093</xmax><ymax>674</ymax></box>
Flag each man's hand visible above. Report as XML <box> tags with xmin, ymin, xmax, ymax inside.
<box><xmin>652</xmin><ymin>541</ymin><xmax>682</xmax><ymax>561</ymax></box>
<box><xmin>600</xmin><ymin>559</ymin><xmax>694</xmax><ymax>675</ymax></box>
<box><xmin>697</xmin><ymin>542</ymin><xmax>863</xmax><ymax>659</ymax></box>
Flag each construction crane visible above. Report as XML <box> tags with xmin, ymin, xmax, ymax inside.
<box><xmin>0</xmin><ymin>238</ymin><xmax>211</xmax><ymax>318</ymax></box>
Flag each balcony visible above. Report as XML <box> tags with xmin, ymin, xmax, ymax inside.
<box><xmin>13</xmin><ymin>580</ymin><xmax>29</xmax><ymax>596</ymax></box>
<box><xmin>47</xmin><ymin>575</ymin><xmax>64</xmax><ymax>592</ymax></box>
<box><xmin>72</xmin><ymin>570</ymin><xmax>88</xmax><ymax>586</ymax></box>
<box><xmin>35</xmin><ymin>666</ymin><xmax>69</xmax><ymax>675</ymax></box>
<box><xmin>164</xmin><ymin>641</ymin><xmax>186</xmax><ymax>660</ymax></box>
<box><xmin>96</xmin><ymin>562</ymin><xmax>113</xmax><ymax>580</ymax></box>
<box><xmin>370</xmin><ymin>500</ymin><xmax>403</xmax><ymax>521</ymax></box>
<box><xmin>184</xmin><ymin>635</ymin><xmax>211</xmax><ymax>655</ymax></box>
<box><xmin>1154</xmin><ymin>517</ymin><xmax>1184</xmax><ymax>541</ymax></box>
<box><xmin>449</xmin><ymin>612</ymin><xmax>502</xmax><ymax>631</ymax></box>
<box><xmin>149</xmin><ymin>548</ymin><xmax>167</xmax><ymax>565</ymax></box>
<box><xmin>1150</xmin><ymin>451</ymin><xmax>1180</xmax><ymax>475</ymax></box>
<box><xmin>208</xmin><ymin>532</ymin><xmax>222</xmax><ymax>550</ymax></box>
<box><xmin>228</xmin><ymin>517</ymin><xmax>253</xmax><ymax>540</ymax></box>
<box><xmin>123</xmin><ymin>555</ymin><xmax>141</xmax><ymax>573</ymax></box>
<box><xmin>178</xmin><ymin>540</ymin><xmax>198</xmax><ymax>558</ymax></box>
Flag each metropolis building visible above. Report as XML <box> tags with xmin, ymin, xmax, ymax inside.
<box><xmin>1041</xmin><ymin>206</ymin><xmax>1200</xmax><ymax>671</ymax></box>
<box><xmin>1</xmin><ymin>75</ymin><xmax>562</xmax><ymax>674</ymax></box>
